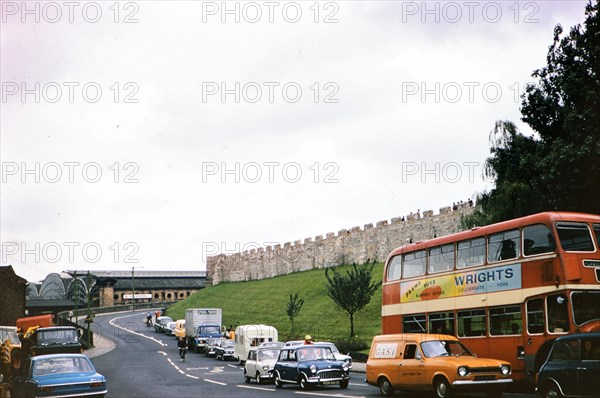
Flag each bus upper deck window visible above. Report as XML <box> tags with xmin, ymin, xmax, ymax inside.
<box><xmin>402</xmin><ymin>250</ymin><xmax>426</xmax><ymax>278</ymax></box>
<box><xmin>523</xmin><ymin>224</ymin><xmax>556</xmax><ymax>256</ymax></box>
<box><xmin>387</xmin><ymin>255</ymin><xmax>402</xmax><ymax>281</ymax></box>
<box><xmin>428</xmin><ymin>244</ymin><xmax>454</xmax><ymax>274</ymax></box>
<box><xmin>556</xmin><ymin>222</ymin><xmax>595</xmax><ymax>252</ymax></box>
<box><xmin>488</xmin><ymin>229</ymin><xmax>520</xmax><ymax>263</ymax></box>
<box><xmin>457</xmin><ymin>238</ymin><xmax>485</xmax><ymax>268</ymax></box>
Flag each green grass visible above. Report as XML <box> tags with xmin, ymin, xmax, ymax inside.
<box><xmin>166</xmin><ymin>263</ymin><xmax>384</xmax><ymax>344</ymax></box>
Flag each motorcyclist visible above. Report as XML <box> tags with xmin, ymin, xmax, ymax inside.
<box><xmin>178</xmin><ymin>337</ymin><xmax>188</xmax><ymax>362</ymax></box>
<box><xmin>146</xmin><ymin>313</ymin><xmax>152</xmax><ymax>326</ymax></box>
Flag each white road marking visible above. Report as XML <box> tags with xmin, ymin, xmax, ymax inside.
<box><xmin>204</xmin><ymin>379</ymin><xmax>227</xmax><ymax>386</ymax></box>
<box><xmin>186</xmin><ymin>367</ymin><xmax>209</xmax><ymax>370</ymax></box>
<box><xmin>237</xmin><ymin>385</ymin><xmax>276</xmax><ymax>392</ymax></box>
<box><xmin>186</xmin><ymin>374</ymin><xmax>199</xmax><ymax>380</ymax></box>
<box><xmin>295</xmin><ymin>392</ymin><xmax>365</xmax><ymax>398</ymax></box>
<box><xmin>109</xmin><ymin>314</ymin><xmax>167</xmax><ymax>346</ymax></box>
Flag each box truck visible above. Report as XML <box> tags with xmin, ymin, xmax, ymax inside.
<box><xmin>185</xmin><ymin>308</ymin><xmax>222</xmax><ymax>353</ymax></box>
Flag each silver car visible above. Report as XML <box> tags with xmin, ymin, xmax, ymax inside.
<box><xmin>244</xmin><ymin>347</ymin><xmax>280</xmax><ymax>384</ymax></box>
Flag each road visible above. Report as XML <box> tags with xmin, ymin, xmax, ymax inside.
<box><xmin>89</xmin><ymin>311</ymin><xmax>539</xmax><ymax>398</ymax></box>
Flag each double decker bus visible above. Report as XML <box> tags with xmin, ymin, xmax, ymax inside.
<box><xmin>381</xmin><ymin>212</ymin><xmax>600</xmax><ymax>384</ymax></box>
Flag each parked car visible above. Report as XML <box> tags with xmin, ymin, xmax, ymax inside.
<box><xmin>10</xmin><ymin>353</ymin><xmax>107</xmax><ymax>398</ymax></box>
<box><xmin>315</xmin><ymin>341</ymin><xmax>352</xmax><ymax>369</ymax></box>
<box><xmin>366</xmin><ymin>334</ymin><xmax>512</xmax><ymax>398</ymax></box>
<box><xmin>215</xmin><ymin>339</ymin><xmax>235</xmax><ymax>361</ymax></box>
<box><xmin>244</xmin><ymin>347</ymin><xmax>280</xmax><ymax>384</ymax></box>
<box><xmin>164</xmin><ymin>321</ymin><xmax>177</xmax><ymax>336</ymax></box>
<box><xmin>536</xmin><ymin>333</ymin><xmax>600</xmax><ymax>398</ymax></box>
<box><xmin>154</xmin><ymin>316</ymin><xmax>173</xmax><ymax>333</ymax></box>
<box><xmin>204</xmin><ymin>337</ymin><xmax>222</xmax><ymax>358</ymax></box>
<box><xmin>273</xmin><ymin>343</ymin><xmax>350</xmax><ymax>390</ymax></box>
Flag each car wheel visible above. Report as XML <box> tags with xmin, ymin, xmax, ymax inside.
<box><xmin>256</xmin><ymin>372</ymin><xmax>262</xmax><ymax>384</ymax></box>
<box><xmin>378</xmin><ymin>377</ymin><xmax>395</xmax><ymax>397</ymax></box>
<box><xmin>543</xmin><ymin>383</ymin><xmax>563</xmax><ymax>398</ymax></box>
<box><xmin>244</xmin><ymin>370</ymin><xmax>250</xmax><ymax>383</ymax></box>
<box><xmin>274</xmin><ymin>372</ymin><xmax>283</xmax><ymax>388</ymax></box>
<box><xmin>299</xmin><ymin>375</ymin><xmax>310</xmax><ymax>390</ymax></box>
<box><xmin>433</xmin><ymin>377</ymin><xmax>453</xmax><ymax>398</ymax></box>
<box><xmin>340</xmin><ymin>379</ymin><xmax>349</xmax><ymax>389</ymax></box>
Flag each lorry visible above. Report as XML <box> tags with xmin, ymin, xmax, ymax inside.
<box><xmin>184</xmin><ymin>308</ymin><xmax>222</xmax><ymax>353</ymax></box>
<box><xmin>234</xmin><ymin>324</ymin><xmax>278</xmax><ymax>364</ymax></box>
<box><xmin>16</xmin><ymin>314</ymin><xmax>82</xmax><ymax>358</ymax></box>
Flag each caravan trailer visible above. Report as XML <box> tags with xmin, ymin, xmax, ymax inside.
<box><xmin>234</xmin><ymin>324</ymin><xmax>278</xmax><ymax>364</ymax></box>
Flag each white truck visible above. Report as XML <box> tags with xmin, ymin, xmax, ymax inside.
<box><xmin>185</xmin><ymin>308</ymin><xmax>222</xmax><ymax>353</ymax></box>
<box><xmin>234</xmin><ymin>324</ymin><xmax>278</xmax><ymax>364</ymax></box>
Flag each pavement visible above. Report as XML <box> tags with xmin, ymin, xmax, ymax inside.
<box><xmin>84</xmin><ymin>333</ymin><xmax>117</xmax><ymax>359</ymax></box>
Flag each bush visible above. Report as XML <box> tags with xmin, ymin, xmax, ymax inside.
<box><xmin>334</xmin><ymin>337</ymin><xmax>368</xmax><ymax>354</ymax></box>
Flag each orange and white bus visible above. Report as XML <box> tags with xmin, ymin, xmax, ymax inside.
<box><xmin>381</xmin><ymin>212</ymin><xmax>600</xmax><ymax>384</ymax></box>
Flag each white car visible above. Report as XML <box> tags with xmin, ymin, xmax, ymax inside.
<box><xmin>315</xmin><ymin>342</ymin><xmax>352</xmax><ymax>369</ymax></box>
<box><xmin>244</xmin><ymin>347</ymin><xmax>280</xmax><ymax>384</ymax></box>
<box><xmin>164</xmin><ymin>321</ymin><xmax>177</xmax><ymax>336</ymax></box>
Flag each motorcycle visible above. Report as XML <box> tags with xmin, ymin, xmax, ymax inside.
<box><xmin>145</xmin><ymin>317</ymin><xmax>152</xmax><ymax>327</ymax></box>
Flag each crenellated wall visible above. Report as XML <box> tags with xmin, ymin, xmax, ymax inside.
<box><xmin>206</xmin><ymin>204</ymin><xmax>476</xmax><ymax>285</ymax></box>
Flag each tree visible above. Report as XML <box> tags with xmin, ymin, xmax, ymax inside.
<box><xmin>325</xmin><ymin>263</ymin><xmax>382</xmax><ymax>337</ymax></box>
<box><xmin>286</xmin><ymin>292</ymin><xmax>304</xmax><ymax>335</ymax></box>
<box><xmin>465</xmin><ymin>0</ymin><xmax>600</xmax><ymax>226</ymax></box>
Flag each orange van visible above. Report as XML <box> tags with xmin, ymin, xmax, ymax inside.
<box><xmin>366</xmin><ymin>334</ymin><xmax>512</xmax><ymax>398</ymax></box>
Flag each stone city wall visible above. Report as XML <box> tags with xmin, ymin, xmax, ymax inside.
<box><xmin>206</xmin><ymin>204</ymin><xmax>476</xmax><ymax>285</ymax></box>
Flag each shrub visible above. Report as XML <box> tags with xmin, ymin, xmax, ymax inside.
<box><xmin>334</xmin><ymin>337</ymin><xmax>368</xmax><ymax>354</ymax></box>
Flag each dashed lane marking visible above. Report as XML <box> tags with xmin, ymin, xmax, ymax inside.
<box><xmin>204</xmin><ymin>379</ymin><xmax>227</xmax><ymax>386</ymax></box>
<box><xmin>237</xmin><ymin>384</ymin><xmax>276</xmax><ymax>392</ymax></box>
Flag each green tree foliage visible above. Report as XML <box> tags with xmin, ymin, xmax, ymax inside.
<box><xmin>465</xmin><ymin>0</ymin><xmax>600</xmax><ymax>227</ymax></box>
<box><xmin>325</xmin><ymin>263</ymin><xmax>382</xmax><ymax>337</ymax></box>
<box><xmin>286</xmin><ymin>292</ymin><xmax>304</xmax><ymax>335</ymax></box>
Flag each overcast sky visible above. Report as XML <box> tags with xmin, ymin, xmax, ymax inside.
<box><xmin>1</xmin><ymin>0</ymin><xmax>590</xmax><ymax>283</ymax></box>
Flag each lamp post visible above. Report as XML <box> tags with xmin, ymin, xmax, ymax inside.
<box><xmin>131</xmin><ymin>266</ymin><xmax>135</xmax><ymax>311</ymax></box>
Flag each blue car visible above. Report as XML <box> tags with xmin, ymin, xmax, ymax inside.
<box><xmin>273</xmin><ymin>344</ymin><xmax>350</xmax><ymax>390</ymax></box>
<box><xmin>10</xmin><ymin>353</ymin><xmax>107</xmax><ymax>398</ymax></box>
<box><xmin>536</xmin><ymin>333</ymin><xmax>600</xmax><ymax>398</ymax></box>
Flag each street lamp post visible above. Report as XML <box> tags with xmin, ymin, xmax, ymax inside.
<box><xmin>131</xmin><ymin>266</ymin><xmax>135</xmax><ymax>311</ymax></box>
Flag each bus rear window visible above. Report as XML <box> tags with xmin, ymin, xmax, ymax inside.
<box><xmin>556</xmin><ymin>222</ymin><xmax>595</xmax><ymax>252</ymax></box>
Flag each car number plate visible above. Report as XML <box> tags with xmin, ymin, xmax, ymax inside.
<box><xmin>322</xmin><ymin>381</ymin><xmax>338</xmax><ymax>385</ymax></box>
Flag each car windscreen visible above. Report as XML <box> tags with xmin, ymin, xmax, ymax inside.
<box><xmin>421</xmin><ymin>340</ymin><xmax>473</xmax><ymax>358</ymax></box>
<box><xmin>257</xmin><ymin>349</ymin><xmax>278</xmax><ymax>360</ymax></box>
<box><xmin>297</xmin><ymin>347</ymin><xmax>336</xmax><ymax>361</ymax></box>
<box><xmin>34</xmin><ymin>357</ymin><xmax>94</xmax><ymax>376</ymax></box>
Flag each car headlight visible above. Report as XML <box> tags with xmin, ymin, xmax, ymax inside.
<box><xmin>500</xmin><ymin>365</ymin><xmax>510</xmax><ymax>375</ymax></box>
<box><xmin>458</xmin><ymin>366</ymin><xmax>469</xmax><ymax>377</ymax></box>
<box><xmin>343</xmin><ymin>365</ymin><xmax>349</xmax><ymax>372</ymax></box>
<box><xmin>310</xmin><ymin>365</ymin><xmax>317</xmax><ymax>374</ymax></box>
<box><xmin>262</xmin><ymin>365</ymin><xmax>269</xmax><ymax>371</ymax></box>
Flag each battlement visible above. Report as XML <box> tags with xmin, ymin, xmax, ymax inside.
<box><xmin>206</xmin><ymin>203</ymin><xmax>475</xmax><ymax>285</ymax></box>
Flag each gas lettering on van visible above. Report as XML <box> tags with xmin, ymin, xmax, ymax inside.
<box><xmin>374</xmin><ymin>343</ymin><xmax>398</xmax><ymax>359</ymax></box>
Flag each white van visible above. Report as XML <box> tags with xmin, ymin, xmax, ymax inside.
<box><xmin>234</xmin><ymin>324</ymin><xmax>278</xmax><ymax>364</ymax></box>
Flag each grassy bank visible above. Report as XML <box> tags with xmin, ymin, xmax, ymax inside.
<box><xmin>166</xmin><ymin>263</ymin><xmax>384</xmax><ymax>345</ymax></box>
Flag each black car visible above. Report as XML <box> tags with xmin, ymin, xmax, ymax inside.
<box><xmin>215</xmin><ymin>339</ymin><xmax>235</xmax><ymax>361</ymax></box>
<box><xmin>536</xmin><ymin>333</ymin><xmax>600</xmax><ymax>398</ymax></box>
<box><xmin>272</xmin><ymin>344</ymin><xmax>350</xmax><ymax>390</ymax></box>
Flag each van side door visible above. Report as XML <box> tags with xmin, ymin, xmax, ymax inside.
<box><xmin>398</xmin><ymin>343</ymin><xmax>426</xmax><ymax>390</ymax></box>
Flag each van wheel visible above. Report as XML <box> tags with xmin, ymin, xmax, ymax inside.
<box><xmin>543</xmin><ymin>382</ymin><xmax>563</xmax><ymax>398</ymax></box>
<box><xmin>378</xmin><ymin>377</ymin><xmax>394</xmax><ymax>396</ymax></box>
<box><xmin>433</xmin><ymin>377</ymin><xmax>453</xmax><ymax>398</ymax></box>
